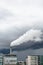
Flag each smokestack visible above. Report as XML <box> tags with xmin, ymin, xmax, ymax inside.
<box><xmin>10</xmin><ymin>47</ymin><xmax>12</xmax><ymax>54</ymax></box>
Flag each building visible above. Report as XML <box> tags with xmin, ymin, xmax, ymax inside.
<box><xmin>0</xmin><ymin>54</ymin><xmax>3</xmax><ymax>65</ymax></box>
<box><xmin>3</xmin><ymin>54</ymin><xmax>17</xmax><ymax>65</ymax></box>
<box><xmin>26</xmin><ymin>55</ymin><xmax>38</xmax><ymax>65</ymax></box>
<box><xmin>17</xmin><ymin>61</ymin><xmax>25</xmax><ymax>65</ymax></box>
<box><xmin>38</xmin><ymin>56</ymin><xmax>43</xmax><ymax>65</ymax></box>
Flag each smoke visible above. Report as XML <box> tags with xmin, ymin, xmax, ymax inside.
<box><xmin>10</xmin><ymin>29</ymin><xmax>43</xmax><ymax>47</ymax></box>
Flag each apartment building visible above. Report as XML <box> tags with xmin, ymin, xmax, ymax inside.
<box><xmin>38</xmin><ymin>56</ymin><xmax>43</xmax><ymax>65</ymax></box>
<box><xmin>3</xmin><ymin>54</ymin><xmax>17</xmax><ymax>65</ymax></box>
<box><xmin>17</xmin><ymin>61</ymin><xmax>25</xmax><ymax>65</ymax></box>
<box><xmin>26</xmin><ymin>56</ymin><xmax>38</xmax><ymax>65</ymax></box>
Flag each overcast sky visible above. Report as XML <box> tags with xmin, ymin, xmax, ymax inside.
<box><xmin>0</xmin><ymin>0</ymin><xmax>43</xmax><ymax>48</ymax></box>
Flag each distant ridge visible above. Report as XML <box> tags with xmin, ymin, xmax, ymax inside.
<box><xmin>0</xmin><ymin>48</ymin><xmax>10</xmax><ymax>54</ymax></box>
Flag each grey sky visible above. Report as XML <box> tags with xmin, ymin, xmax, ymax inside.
<box><xmin>0</xmin><ymin>0</ymin><xmax>43</xmax><ymax>48</ymax></box>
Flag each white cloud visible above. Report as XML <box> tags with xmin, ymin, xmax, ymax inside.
<box><xmin>0</xmin><ymin>0</ymin><xmax>43</xmax><ymax>32</ymax></box>
<box><xmin>10</xmin><ymin>29</ymin><xmax>43</xmax><ymax>47</ymax></box>
<box><xmin>0</xmin><ymin>0</ymin><xmax>43</xmax><ymax>17</ymax></box>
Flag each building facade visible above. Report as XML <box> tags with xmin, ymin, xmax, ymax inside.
<box><xmin>3</xmin><ymin>54</ymin><xmax>17</xmax><ymax>65</ymax></box>
<box><xmin>0</xmin><ymin>55</ymin><xmax>3</xmax><ymax>65</ymax></box>
<box><xmin>26</xmin><ymin>56</ymin><xmax>38</xmax><ymax>65</ymax></box>
<box><xmin>38</xmin><ymin>56</ymin><xmax>43</xmax><ymax>65</ymax></box>
<box><xmin>17</xmin><ymin>61</ymin><xmax>25</xmax><ymax>65</ymax></box>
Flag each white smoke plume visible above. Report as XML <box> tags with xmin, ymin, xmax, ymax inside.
<box><xmin>10</xmin><ymin>29</ymin><xmax>43</xmax><ymax>47</ymax></box>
